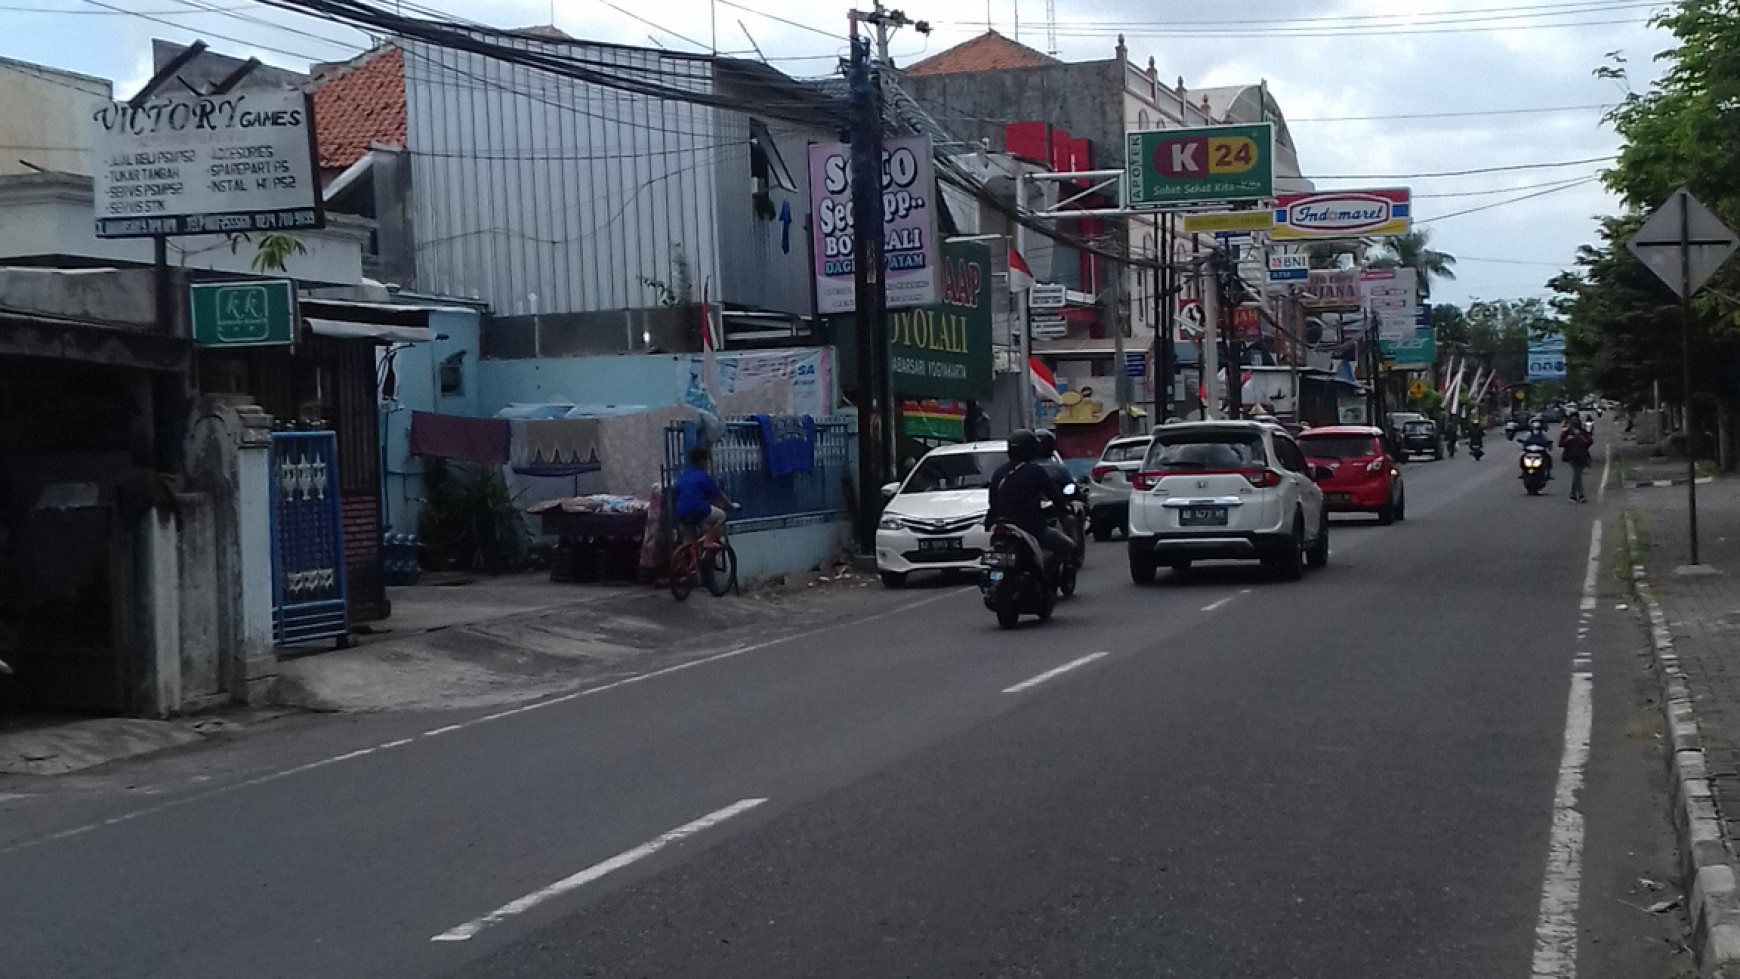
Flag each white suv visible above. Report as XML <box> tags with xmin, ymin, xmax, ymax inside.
<box><xmin>1126</xmin><ymin>421</ymin><xmax>1330</xmax><ymax>583</ymax></box>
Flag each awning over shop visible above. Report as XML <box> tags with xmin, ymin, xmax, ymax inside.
<box><xmin>305</xmin><ymin>318</ymin><xmax>431</xmax><ymax>343</ymax></box>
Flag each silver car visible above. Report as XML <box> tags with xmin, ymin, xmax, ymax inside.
<box><xmin>1086</xmin><ymin>435</ymin><xmax>1153</xmax><ymax>542</ymax></box>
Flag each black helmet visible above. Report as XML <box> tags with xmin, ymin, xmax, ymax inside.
<box><xmin>1034</xmin><ymin>429</ymin><xmax>1057</xmax><ymax>455</ymax></box>
<box><xmin>1007</xmin><ymin>429</ymin><xmax>1040</xmax><ymax>462</ymax></box>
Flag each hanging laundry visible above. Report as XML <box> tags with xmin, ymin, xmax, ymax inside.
<box><xmin>753</xmin><ymin>414</ymin><xmax>816</xmax><ymax>477</ymax></box>
<box><xmin>409</xmin><ymin>412</ymin><xmax>510</xmax><ymax>464</ymax></box>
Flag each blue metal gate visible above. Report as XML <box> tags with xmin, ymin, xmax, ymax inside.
<box><xmin>271</xmin><ymin>431</ymin><xmax>350</xmax><ymax>646</ymax></box>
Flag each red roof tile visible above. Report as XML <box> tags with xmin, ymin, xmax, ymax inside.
<box><xmin>312</xmin><ymin>46</ymin><xmax>405</xmax><ymax>172</ymax></box>
<box><xmin>905</xmin><ymin>31</ymin><xmax>1060</xmax><ymax>76</ymax></box>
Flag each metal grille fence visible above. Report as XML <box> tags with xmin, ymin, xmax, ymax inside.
<box><xmin>661</xmin><ymin>417</ymin><xmax>856</xmax><ymax>529</ymax></box>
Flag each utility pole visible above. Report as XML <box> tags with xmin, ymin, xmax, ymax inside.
<box><xmin>1201</xmin><ymin>247</ymin><xmax>1222</xmax><ymax>421</ymax></box>
<box><xmin>1016</xmin><ymin>173</ymin><xmax>1033</xmax><ymax>428</ymax></box>
<box><xmin>846</xmin><ymin>16</ymin><xmax>888</xmax><ymax>554</ymax></box>
<box><xmin>861</xmin><ymin>0</ymin><xmax>929</xmax><ymax>69</ymax></box>
<box><xmin>1679</xmin><ymin>190</ymin><xmax>1700</xmax><ymax>564</ymax></box>
<box><xmin>1111</xmin><ymin>233</ymin><xmax>1129</xmax><ymax>433</ymax></box>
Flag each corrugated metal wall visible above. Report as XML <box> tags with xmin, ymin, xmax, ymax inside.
<box><xmin>403</xmin><ymin>39</ymin><xmax>724</xmax><ymax>317</ymax></box>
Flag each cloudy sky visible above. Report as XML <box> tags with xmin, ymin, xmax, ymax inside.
<box><xmin>0</xmin><ymin>0</ymin><xmax>1674</xmax><ymax>306</ymax></box>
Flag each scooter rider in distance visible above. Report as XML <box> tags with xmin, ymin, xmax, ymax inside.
<box><xmin>1520</xmin><ymin>419</ymin><xmax>1555</xmax><ymax>480</ymax></box>
<box><xmin>984</xmin><ymin>429</ymin><xmax>1078</xmax><ymax>575</ymax></box>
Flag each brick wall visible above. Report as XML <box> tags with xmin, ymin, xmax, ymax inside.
<box><xmin>342</xmin><ymin>492</ymin><xmax>386</xmax><ymax>622</ymax></box>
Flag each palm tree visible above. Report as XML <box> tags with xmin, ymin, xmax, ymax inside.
<box><xmin>1368</xmin><ymin>229</ymin><xmax>1457</xmax><ymax>299</ymax></box>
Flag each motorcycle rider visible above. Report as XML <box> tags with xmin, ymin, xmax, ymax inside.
<box><xmin>1520</xmin><ymin>419</ymin><xmax>1555</xmax><ymax>477</ymax></box>
<box><xmin>1468</xmin><ymin>420</ymin><xmax>1485</xmax><ymax>457</ymax></box>
<box><xmin>985</xmin><ymin>429</ymin><xmax>1077</xmax><ymax>570</ymax></box>
<box><xmin>1032</xmin><ymin>429</ymin><xmax>1074</xmax><ymax>492</ymax></box>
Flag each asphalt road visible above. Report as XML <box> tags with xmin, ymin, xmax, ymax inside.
<box><xmin>0</xmin><ymin>440</ymin><xmax>1689</xmax><ymax>978</ymax></box>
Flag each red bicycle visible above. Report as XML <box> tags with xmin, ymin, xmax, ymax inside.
<box><xmin>669</xmin><ymin>521</ymin><xmax>738</xmax><ymax>600</ymax></box>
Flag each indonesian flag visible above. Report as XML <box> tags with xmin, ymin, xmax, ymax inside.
<box><xmin>1008</xmin><ymin>247</ymin><xmax>1034</xmax><ymax>293</ymax></box>
<box><xmin>1030</xmin><ymin>356</ymin><xmax>1061</xmax><ymax>402</ymax></box>
<box><xmin>700</xmin><ymin>277</ymin><xmax>719</xmax><ymax>351</ymax></box>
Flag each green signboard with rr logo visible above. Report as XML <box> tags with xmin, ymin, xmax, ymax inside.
<box><xmin>190</xmin><ymin>279</ymin><xmax>296</xmax><ymax>348</ymax></box>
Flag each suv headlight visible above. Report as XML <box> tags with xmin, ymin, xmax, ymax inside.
<box><xmin>877</xmin><ymin>515</ymin><xmax>905</xmax><ymax>531</ymax></box>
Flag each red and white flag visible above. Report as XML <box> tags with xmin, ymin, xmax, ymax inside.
<box><xmin>1008</xmin><ymin>247</ymin><xmax>1034</xmax><ymax>293</ymax></box>
<box><xmin>700</xmin><ymin>277</ymin><xmax>719</xmax><ymax>351</ymax></box>
<box><xmin>1029</xmin><ymin>356</ymin><xmax>1060</xmax><ymax>402</ymax></box>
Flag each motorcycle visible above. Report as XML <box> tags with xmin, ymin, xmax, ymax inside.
<box><xmin>979</xmin><ymin>489</ymin><xmax>1079</xmax><ymax>629</ymax></box>
<box><xmin>1520</xmin><ymin>444</ymin><xmax>1552</xmax><ymax>495</ymax></box>
<box><xmin>1470</xmin><ymin>440</ymin><xmax>1485</xmax><ymax>461</ymax></box>
<box><xmin>979</xmin><ymin>523</ymin><xmax>1077</xmax><ymax>629</ymax></box>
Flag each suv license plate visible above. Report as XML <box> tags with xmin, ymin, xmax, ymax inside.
<box><xmin>918</xmin><ymin>537</ymin><xmax>962</xmax><ymax>551</ymax></box>
<box><xmin>1327</xmin><ymin>493</ymin><xmax>1352</xmax><ymax>504</ymax></box>
<box><xmin>1179</xmin><ymin>506</ymin><xmax>1228</xmax><ymax>527</ymax></box>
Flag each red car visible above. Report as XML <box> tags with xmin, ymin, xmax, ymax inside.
<box><xmin>1297</xmin><ymin>426</ymin><xmax>1406</xmax><ymax>525</ymax></box>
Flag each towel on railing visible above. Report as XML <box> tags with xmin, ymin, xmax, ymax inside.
<box><xmin>509</xmin><ymin>418</ymin><xmax>603</xmax><ymax>476</ymax></box>
<box><xmin>409</xmin><ymin>411</ymin><xmax>510</xmax><ymax>464</ymax></box>
<box><xmin>753</xmin><ymin>414</ymin><xmax>816</xmax><ymax>477</ymax></box>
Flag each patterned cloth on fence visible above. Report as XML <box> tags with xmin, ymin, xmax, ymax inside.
<box><xmin>409</xmin><ymin>411</ymin><xmax>509</xmax><ymax>464</ymax></box>
<box><xmin>753</xmin><ymin>414</ymin><xmax>816</xmax><ymax>477</ymax></box>
<box><xmin>509</xmin><ymin>418</ymin><xmax>603</xmax><ymax>476</ymax></box>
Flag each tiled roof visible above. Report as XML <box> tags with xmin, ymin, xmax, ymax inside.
<box><xmin>905</xmin><ymin>31</ymin><xmax>1060</xmax><ymax>76</ymax></box>
<box><xmin>312</xmin><ymin>45</ymin><xmax>405</xmax><ymax>172</ymax></box>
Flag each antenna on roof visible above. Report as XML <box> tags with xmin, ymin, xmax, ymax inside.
<box><xmin>1044</xmin><ymin>0</ymin><xmax>1056</xmax><ymax>55</ymax></box>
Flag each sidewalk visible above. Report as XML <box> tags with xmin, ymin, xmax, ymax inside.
<box><xmin>1620</xmin><ymin>434</ymin><xmax>1740</xmax><ymax>973</ymax></box>
<box><xmin>1624</xmin><ymin>441</ymin><xmax>1740</xmax><ymax>853</ymax></box>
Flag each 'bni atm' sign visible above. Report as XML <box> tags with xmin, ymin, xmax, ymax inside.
<box><xmin>1126</xmin><ymin>123</ymin><xmax>1274</xmax><ymax>208</ymax></box>
<box><xmin>190</xmin><ymin>279</ymin><xmax>296</xmax><ymax>348</ymax></box>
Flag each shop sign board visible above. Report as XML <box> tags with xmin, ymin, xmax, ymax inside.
<box><xmin>1181</xmin><ymin>210</ymin><xmax>1275</xmax><ymax>235</ymax></box>
<box><xmin>1126</xmin><ymin>123</ymin><xmax>1274</xmax><ymax>207</ymax></box>
<box><xmin>809</xmin><ymin>135</ymin><xmax>940</xmax><ymax>314</ymax></box>
<box><xmin>91</xmin><ymin>89</ymin><xmax>323</xmax><ymax>238</ymax></box>
<box><xmin>1272</xmin><ymin>188</ymin><xmax>1411</xmax><ymax>241</ymax></box>
<box><xmin>829</xmin><ymin>239</ymin><xmax>992</xmax><ymax>400</ymax></box>
<box><xmin>190</xmin><ymin>278</ymin><xmax>296</xmax><ymax>348</ymax></box>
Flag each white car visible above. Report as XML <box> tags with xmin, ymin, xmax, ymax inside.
<box><xmin>875</xmin><ymin>440</ymin><xmax>1009</xmax><ymax>587</ymax></box>
<box><xmin>1125</xmin><ymin>420</ymin><xmax>1330</xmax><ymax>583</ymax></box>
<box><xmin>1086</xmin><ymin>435</ymin><xmax>1152</xmax><ymax>542</ymax></box>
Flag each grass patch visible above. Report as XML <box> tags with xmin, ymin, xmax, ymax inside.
<box><xmin>1610</xmin><ymin>452</ymin><xmax>1633</xmax><ymax>488</ymax></box>
<box><xmin>1616</xmin><ymin>508</ymin><xmax>1650</xmax><ymax>582</ymax></box>
<box><xmin>1697</xmin><ymin>458</ymin><xmax>1719</xmax><ymax>478</ymax></box>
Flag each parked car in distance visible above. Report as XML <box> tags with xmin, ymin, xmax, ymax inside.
<box><xmin>1085</xmin><ymin>435</ymin><xmax>1152</xmax><ymax>542</ymax></box>
<box><xmin>876</xmin><ymin>441</ymin><xmax>1007</xmax><ymax>588</ymax></box>
<box><xmin>1297</xmin><ymin>426</ymin><xmax>1406</xmax><ymax>525</ymax></box>
<box><xmin>1397</xmin><ymin>419</ymin><xmax>1443</xmax><ymax>460</ymax></box>
<box><xmin>1126</xmin><ymin>420</ymin><xmax>1330</xmax><ymax>584</ymax></box>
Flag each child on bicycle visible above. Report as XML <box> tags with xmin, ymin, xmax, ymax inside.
<box><xmin>672</xmin><ymin>445</ymin><xmax>738</xmax><ymax>541</ymax></box>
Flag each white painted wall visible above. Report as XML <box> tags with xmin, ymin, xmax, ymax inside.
<box><xmin>0</xmin><ymin>56</ymin><xmax>110</xmax><ymax>177</ymax></box>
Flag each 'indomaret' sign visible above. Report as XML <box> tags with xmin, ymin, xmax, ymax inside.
<box><xmin>91</xmin><ymin>89</ymin><xmax>324</xmax><ymax>238</ymax></box>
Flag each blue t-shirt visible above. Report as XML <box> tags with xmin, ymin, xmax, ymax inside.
<box><xmin>673</xmin><ymin>466</ymin><xmax>722</xmax><ymax>520</ymax></box>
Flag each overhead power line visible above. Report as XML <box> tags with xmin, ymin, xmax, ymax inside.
<box><xmin>1308</xmin><ymin>155</ymin><xmax>1615</xmax><ymax>180</ymax></box>
<box><xmin>1290</xmin><ymin>103</ymin><xmax>1614</xmax><ymax>123</ymax></box>
<box><xmin>1417</xmin><ymin>177</ymin><xmax>1602</xmax><ymax>224</ymax></box>
<box><xmin>949</xmin><ymin>0</ymin><xmax>1649</xmax><ymax>29</ymax></box>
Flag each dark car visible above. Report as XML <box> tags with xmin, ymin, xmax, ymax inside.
<box><xmin>1398</xmin><ymin>419</ymin><xmax>1443</xmax><ymax>460</ymax></box>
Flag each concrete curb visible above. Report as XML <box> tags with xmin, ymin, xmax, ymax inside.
<box><xmin>1635</xmin><ymin>477</ymin><xmax>1716</xmax><ymax>488</ymax></box>
<box><xmin>1625</xmin><ymin>512</ymin><xmax>1740</xmax><ymax>977</ymax></box>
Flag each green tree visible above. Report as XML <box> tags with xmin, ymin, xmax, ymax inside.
<box><xmin>1368</xmin><ymin>229</ymin><xmax>1457</xmax><ymax>300</ymax></box>
<box><xmin>250</xmin><ymin>233</ymin><xmax>306</xmax><ymax>273</ymax></box>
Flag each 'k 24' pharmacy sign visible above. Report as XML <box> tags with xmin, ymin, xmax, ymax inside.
<box><xmin>1271</xmin><ymin>188</ymin><xmax>1411</xmax><ymax>241</ymax></box>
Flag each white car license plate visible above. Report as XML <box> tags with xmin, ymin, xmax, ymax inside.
<box><xmin>1179</xmin><ymin>506</ymin><xmax>1228</xmax><ymax>527</ymax></box>
<box><xmin>918</xmin><ymin>537</ymin><xmax>963</xmax><ymax>551</ymax></box>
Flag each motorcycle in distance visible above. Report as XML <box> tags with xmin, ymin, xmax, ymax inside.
<box><xmin>979</xmin><ymin>485</ymin><xmax>1080</xmax><ymax>630</ymax></box>
<box><xmin>1470</xmin><ymin>437</ymin><xmax>1485</xmax><ymax>461</ymax></box>
<box><xmin>1520</xmin><ymin>443</ymin><xmax>1552</xmax><ymax>495</ymax></box>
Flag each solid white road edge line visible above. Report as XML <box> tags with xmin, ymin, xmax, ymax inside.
<box><xmin>1581</xmin><ymin>520</ymin><xmax>1603</xmax><ymax>612</ymax></box>
<box><xmin>1529</xmin><ymin>517</ymin><xmax>1602</xmax><ymax>978</ymax></box>
<box><xmin>1530</xmin><ymin>671</ymin><xmax>1594</xmax><ymax>978</ymax></box>
<box><xmin>430</xmin><ymin>798</ymin><xmax>767</xmax><ymax>943</ymax></box>
<box><xmin>1002</xmin><ymin>651</ymin><xmax>1110</xmax><ymax>694</ymax></box>
<box><xmin>1599</xmin><ymin>442</ymin><xmax>1612</xmax><ymax>503</ymax></box>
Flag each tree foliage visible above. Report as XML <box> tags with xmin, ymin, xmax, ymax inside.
<box><xmin>1551</xmin><ymin>1</ymin><xmax>1740</xmax><ymax>409</ymax></box>
<box><xmin>1368</xmin><ymin>229</ymin><xmax>1458</xmax><ymax>299</ymax></box>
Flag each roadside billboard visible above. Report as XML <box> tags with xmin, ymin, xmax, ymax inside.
<box><xmin>1527</xmin><ymin>338</ymin><xmax>1567</xmax><ymax>380</ymax></box>
<box><xmin>827</xmin><ymin>239</ymin><xmax>992</xmax><ymax>401</ymax></box>
<box><xmin>810</xmin><ymin>135</ymin><xmax>940</xmax><ymax>315</ymax></box>
<box><xmin>1272</xmin><ymin>188</ymin><xmax>1411</xmax><ymax>241</ymax></box>
<box><xmin>91</xmin><ymin>89</ymin><xmax>323</xmax><ymax>238</ymax></box>
<box><xmin>1126</xmin><ymin>123</ymin><xmax>1274</xmax><ymax>208</ymax></box>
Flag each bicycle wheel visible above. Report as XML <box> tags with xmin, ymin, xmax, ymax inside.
<box><xmin>702</xmin><ymin>543</ymin><xmax>738</xmax><ymax>597</ymax></box>
<box><xmin>670</xmin><ymin>547</ymin><xmax>697</xmax><ymax>601</ymax></box>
